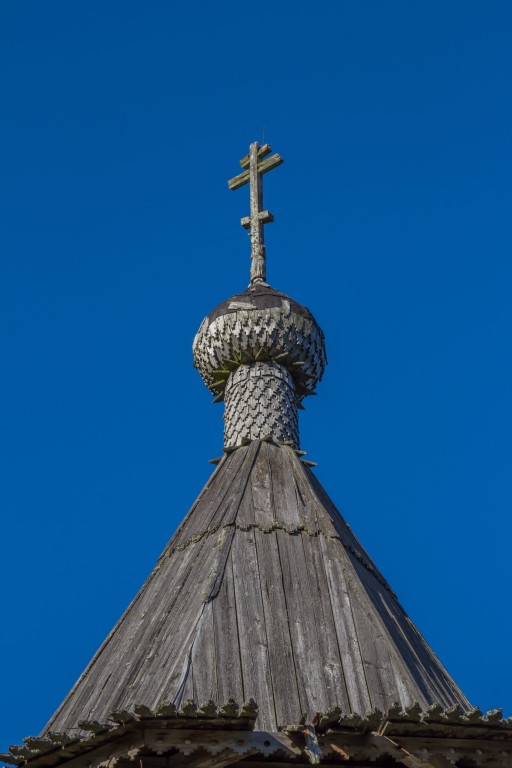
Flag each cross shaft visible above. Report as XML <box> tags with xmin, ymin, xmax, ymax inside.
<box><xmin>228</xmin><ymin>141</ymin><xmax>283</xmax><ymax>283</ymax></box>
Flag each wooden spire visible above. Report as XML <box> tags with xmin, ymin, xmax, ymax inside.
<box><xmin>41</xmin><ymin>441</ymin><xmax>470</xmax><ymax>735</ymax></box>
<box><xmin>228</xmin><ymin>141</ymin><xmax>283</xmax><ymax>284</ymax></box>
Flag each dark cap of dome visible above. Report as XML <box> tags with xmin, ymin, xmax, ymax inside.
<box><xmin>206</xmin><ymin>282</ymin><xmax>318</xmax><ymax>326</ymax></box>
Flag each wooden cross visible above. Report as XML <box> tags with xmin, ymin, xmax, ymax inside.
<box><xmin>228</xmin><ymin>141</ymin><xmax>283</xmax><ymax>284</ymax></box>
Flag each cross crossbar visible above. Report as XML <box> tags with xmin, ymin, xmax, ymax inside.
<box><xmin>239</xmin><ymin>144</ymin><xmax>272</xmax><ymax>169</ymax></box>
<box><xmin>228</xmin><ymin>154</ymin><xmax>283</xmax><ymax>191</ymax></box>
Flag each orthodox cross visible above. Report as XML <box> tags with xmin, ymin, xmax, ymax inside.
<box><xmin>228</xmin><ymin>141</ymin><xmax>284</xmax><ymax>284</ymax></box>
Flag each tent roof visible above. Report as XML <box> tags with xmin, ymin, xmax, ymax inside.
<box><xmin>43</xmin><ymin>440</ymin><xmax>469</xmax><ymax>735</ymax></box>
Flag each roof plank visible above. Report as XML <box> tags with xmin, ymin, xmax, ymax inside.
<box><xmin>275</xmin><ymin>528</ymin><xmax>331</xmax><ymax>716</ymax></box>
<box><xmin>230</xmin><ymin>527</ymin><xmax>276</xmax><ymax>731</ymax></box>
<box><xmin>300</xmin><ymin>532</ymin><xmax>352</xmax><ymax>712</ymax></box>
<box><xmin>212</xmin><ymin>555</ymin><xmax>244</xmax><ymax>704</ymax></box>
<box><xmin>254</xmin><ymin>527</ymin><xmax>302</xmax><ymax>728</ymax></box>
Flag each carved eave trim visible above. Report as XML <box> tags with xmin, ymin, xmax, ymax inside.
<box><xmin>5</xmin><ymin>703</ymin><xmax>512</xmax><ymax>768</ymax></box>
<box><xmin>2</xmin><ymin>700</ymin><xmax>259</xmax><ymax>768</ymax></box>
<box><xmin>284</xmin><ymin>704</ymin><xmax>512</xmax><ymax>736</ymax></box>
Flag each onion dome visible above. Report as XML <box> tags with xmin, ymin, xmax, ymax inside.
<box><xmin>192</xmin><ymin>281</ymin><xmax>326</xmax><ymax>402</ymax></box>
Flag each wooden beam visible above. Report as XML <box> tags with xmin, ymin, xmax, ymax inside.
<box><xmin>27</xmin><ymin>736</ymin><xmax>145</xmax><ymax>768</ymax></box>
<box><xmin>185</xmin><ymin>749</ymin><xmax>257</xmax><ymax>768</ymax></box>
<box><xmin>228</xmin><ymin>154</ymin><xmax>284</xmax><ymax>190</ymax></box>
<box><xmin>143</xmin><ymin>730</ymin><xmax>301</xmax><ymax>759</ymax></box>
<box><xmin>257</xmin><ymin>153</ymin><xmax>284</xmax><ymax>175</ymax></box>
<box><xmin>239</xmin><ymin>144</ymin><xmax>272</xmax><ymax>169</ymax></box>
<box><xmin>241</xmin><ymin>211</ymin><xmax>274</xmax><ymax>229</ymax></box>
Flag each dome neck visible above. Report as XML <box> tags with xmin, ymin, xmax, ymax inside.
<box><xmin>223</xmin><ymin>361</ymin><xmax>299</xmax><ymax>449</ymax></box>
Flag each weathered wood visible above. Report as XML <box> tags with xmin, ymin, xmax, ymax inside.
<box><xmin>109</xmin><ymin>710</ymin><xmax>135</xmax><ymax>725</ymax></box>
<box><xmin>185</xmin><ymin>749</ymin><xmax>258</xmax><ymax>768</ymax></box>
<box><xmin>301</xmin><ymin>533</ymin><xmax>351</xmax><ymax>712</ymax></box>
<box><xmin>0</xmin><ymin>755</ymin><xmax>19</xmax><ymax>766</ymax></box>
<box><xmin>338</xmin><ymin>560</ymin><xmax>392</xmax><ymax>712</ymax></box>
<box><xmin>193</xmin><ymin>282</ymin><xmax>326</xmax><ymax>404</ymax></box>
<box><xmin>289</xmin><ymin>449</ymin><xmax>332</xmax><ymax>534</ymax></box>
<box><xmin>7</xmin><ymin>748</ymin><xmax>33</xmax><ymax>760</ymax></box>
<box><xmin>154</xmin><ymin>534</ymin><xmax>233</xmax><ymax>695</ymax></box>
<box><xmin>239</xmin><ymin>143</ymin><xmax>271</xmax><ymax>169</ymax></box>
<box><xmin>227</xmin><ymin>154</ymin><xmax>282</xmax><ymax>191</ymax></box>
<box><xmin>349</xmin><ymin>543</ymin><xmax>462</xmax><ymax>706</ymax></box>
<box><xmin>268</xmin><ymin>442</ymin><xmax>310</xmax><ymax>532</ymax></box>
<box><xmin>25</xmin><ymin>737</ymin><xmax>144</xmax><ymax>768</ymax></box>
<box><xmin>318</xmin><ymin>533</ymin><xmax>372</xmax><ymax>714</ymax></box>
<box><xmin>212</xmin><ymin>556</ymin><xmax>244</xmax><ymax>703</ymax></box>
<box><xmin>75</xmin><ymin>721</ymin><xmax>110</xmax><ymax>735</ymax></box>
<box><xmin>226</xmin><ymin>143</ymin><xmax>284</xmax><ymax>284</ymax></box>
<box><xmin>231</xmin><ymin>526</ymin><xmax>275</xmax><ymax>731</ymax></box>
<box><xmin>143</xmin><ymin>728</ymin><xmax>301</xmax><ymax>757</ymax></box>
<box><xmin>208</xmin><ymin>439</ymin><xmax>259</xmax><ymax>533</ymax></box>
<box><xmin>275</xmin><ymin>527</ymin><xmax>330</xmax><ymax>717</ymax></box>
<box><xmin>42</xmin><ymin>438</ymin><xmax>470</xmax><ymax>735</ymax></box>
<box><xmin>250</xmin><ymin>441</ymin><xmax>274</xmax><ymax>530</ymax></box>
<box><xmin>171</xmin><ymin>446</ymin><xmax>248</xmax><ymax>546</ymax></box>
<box><xmin>223</xmin><ymin>361</ymin><xmax>300</xmax><ymax>448</ymax></box>
<box><xmin>132</xmin><ymin>704</ymin><xmax>154</xmax><ymax>718</ymax></box>
<box><xmin>179</xmin><ymin>600</ymin><xmax>217</xmax><ymax>704</ymax></box>
<box><xmin>254</xmin><ymin>526</ymin><xmax>302</xmax><ymax>728</ymax></box>
<box><xmin>241</xmin><ymin>210</ymin><xmax>273</xmax><ymax>229</ymax></box>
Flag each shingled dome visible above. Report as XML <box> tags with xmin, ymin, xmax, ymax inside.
<box><xmin>206</xmin><ymin>282</ymin><xmax>319</xmax><ymax>325</ymax></box>
<box><xmin>193</xmin><ymin>281</ymin><xmax>327</xmax><ymax>402</ymax></box>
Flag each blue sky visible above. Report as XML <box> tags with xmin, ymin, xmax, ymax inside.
<box><xmin>1</xmin><ymin>0</ymin><xmax>511</xmax><ymax>748</ymax></box>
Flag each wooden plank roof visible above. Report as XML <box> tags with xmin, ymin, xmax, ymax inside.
<box><xmin>42</xmin><ymin>440</ymin><xmax>470</xmax><ymax>735</ymax></box>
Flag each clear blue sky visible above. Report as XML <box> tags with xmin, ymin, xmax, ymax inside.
<box><xmin>1</xmin><ymin>0</ymin><xmax>511</xmax><ymax>748</ymax></box>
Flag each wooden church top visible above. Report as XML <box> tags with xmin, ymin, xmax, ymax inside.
<box><xmin>4</xmin><ymin>141</ymin><xmax>510</xmax><ymax>768</ymax></box>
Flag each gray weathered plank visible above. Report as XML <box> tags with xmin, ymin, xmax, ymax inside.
<box><xmin>227</xmin><ymin>153</ymin><xmax>283</xmax><ymax>191</ymax></box>
<box><xmin>254</xmin><ymin>528</ymin><xmax>302</xmax><ymax>728</ymax></box>
<box><xmin>230</xmin><ymin>527</ymin><xmax>276</xmax><ymax>731</ymax></box>
<box><xmin>250</xmin><ymin>442</ymin><xmax>275</xmax><ymax>530</ymax></box>
<box><xmin>208</xmin><ymin>440</ymin><xmax>259</xmax><ymax>531</ymax></box>
<box><xmin>275</xmin><ymin>528</ymin><xmax>330</xmax><ymax>717</ymax></box>
<box><xmin>171</xmin><ymin>447</ymin><xmax>249</xmax><ymax>547</ymax></box>
<box><xmin>349</xmin><ymin>553</ymin><xmax>468</xmax><ymax>708</ymax></box>
<box><xmin>318</xmin><ymin>534</ymin><xmax>372</xmax><ymax>714</ymax></box>
<box><xmin>181</xmin><ymin>600</ymin><xmax>218</xmax><ymax>705</ymax></box>
<box><xmin>300</xmin><ymin>533</ymin><xmax>351</xmax><ymax>711</ymax></box>
<box><xmin>267</xmin><ymin>443</ymin><xmax>302</xmax><ymax>531</ymax></box>
<box><xmin>212</xmin><ymin>554</ymin><xmax>244</xmax><ymax>704</ymax></box>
